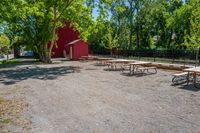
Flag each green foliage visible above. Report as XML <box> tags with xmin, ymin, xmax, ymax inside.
<box><xmin>0</xmin><ymin>34</ymin><xmax>10</xmax><ymax>47</ymax></box>
<box><xmin>0</xmin><ymin>0</ymin><xmax>200</xmax><ymax>61</ymax></box>
<box><xmin>90</xmin><ymin>0</ymin><xmax>200</xmax><ymax>52</ymax></box>
<box><xmin>186</xmin><ymin>4</ymin><xmax>200</xmax><ymax>49</ymax></box>
<box><xmin>0</xmin><ymin>34</ymin><xmax>11</xmax><ymax>56</ymax></box>
<box><xmin>0</xmin><ymin>0</ymin><xmax>95</xmax><ymax>63</ymax></box>
<box><xmin>103</xmin><ymin>24</ymin><xmax>118</xmax><ymax>51</ymax></box>
<box><xmin>0</xmin><ymin>59</ymin><xmax>20</xmax><ymax>65</ymax></box>
<box><xmin>184</xmin><ymin>1</ymin><xmax>200</xmax><ymax>65</ymax></box>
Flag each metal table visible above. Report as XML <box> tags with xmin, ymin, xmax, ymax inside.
<box><xmin>184</xmin><ymin>67</ymin><xmax>200</xmax><ymax>88</ymax></box>
<box><xmin>129</xmin><ymin>62</ymin><xmax>152</xmax><ymax>74</ymax></box>
<box><xmin>106</xmin><ymin>59</ymin><xmax>135</xmax><ymax>70</ymax></box>
<box><xmin>96</xmin><ymin>58</ymin><xmax>113</xmax><ymax>65</ymax></box>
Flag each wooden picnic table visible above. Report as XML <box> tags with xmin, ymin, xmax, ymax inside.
<box><xmin>183</xmin><ymin>67</ymin><xmax>200</xmax><ymax>88</ymax></box>
<box><xmin>106</xmin><ymin>59</ymin><xmax>135</xmax><ymax>70</ymax></box>
<box><xmin>81</xmin><ymin>56</ymin><xmax>98</xmax><ymax>60</ymax></box>
<box><xmin>96</xmin><ymin>57</ymin><xmax>113</xmax><ymax>65</ymax></box>
<box><xmin>129</xmin><ymin>61</ymin><xmax>152</xmax><ymax>74</ymax></box>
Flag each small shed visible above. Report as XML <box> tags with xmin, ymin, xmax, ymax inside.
<box><xmin>67</xmin><ymin>39</ymin><xmax>88</xmax><ymax>60</ymax></box>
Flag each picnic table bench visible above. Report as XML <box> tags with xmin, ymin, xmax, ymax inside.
<box><xmin>137</xmin><ymin>66</ymin><xmax>157</xmax><ymax>74</ymax></box>
<box><xmin>122</xmin><ymin>61</ymin><xmax>157</xmax><ymax>75</ymax></box>
<box><xmin>79</xmin><ymin>56</ymin><xmax>98</xmax><ymax>60</ymax></box>
<box><xmin>96</xmin><ymin>58</ymin><xmax>113</xmax><ymax>65</ymax></box>
<box><xmin>172</xmin><ymin>72</ymin><xmax>189</xmax><ymax>85</ymax></box>
<box><xmin>172</xmin><ymin>67</ymin><xmax>200</xmax><ymax>88</ymax></box>
<box><xmin>183</xmin><ymin>67</ymin><xmax>200</xmax><ymax>88</ymax></box>
<box><xmin>106</xmin><ymin>59</ymin><xmax>134</xmax><ymax>70</ymax></box>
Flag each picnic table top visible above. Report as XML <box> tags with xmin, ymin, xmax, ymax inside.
<box><xmin>81</xmin><ymin>56</ymin><xmax>97</xmax><ymax>58</ymax></box>
<box><xmin>96</xmin><ymin>57</ymin><xmax>113</xmax><ymax>60</ymax></box>
<box><xmin>129</xmin><ymin>61</ymin><xmax>151</xmax><ymax>65</ymax></box>
<box><xmin>106</xmin><ymin>59</ymin><xmax>134</xmax><ymax>63</ymax></box>
<box><xmin>81</xmin><ymin>56</ymin><xmax>89</xmax><ymax>58</ymax></box>
<box><xmin>184</xmin><ymin>67</ymin><xmax>200</xmax><ymax>73</ymax></box>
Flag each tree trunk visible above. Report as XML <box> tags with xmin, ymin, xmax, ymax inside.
<box><xmin>36</xmin><ymin>42</ymin><xmax>51</xmax><ymax>63</ymax></box>
<box><xmin>6</xmin><ymin>54</ymin><xmax>9</xmax><ymax>60</ymax></box>
<box><xmin>129</xmin><ymin>1</ymin><xmax>133</xmax><ymax>50</ymax></box>
<box><xmin>135</xmin><ymin>5</ymin><xmax>140</xmax><ymax>49</ymax></box>
<box><xmin>195</xmin><ymin>49</ymin><xmax>199</xmax><ymax>67</ymax></box>
<box><xmin>198</xmin><ymin>48</ymin><xmax>200</xmax><ymax>64</ymax></box>
<box><xmin>129</xmin><ymin>18</ymin><xmax>133</xmax><ymax>50</ymax></box>
<box><xmin>45</xmin><ymin>6</ymin><xmax>57</xmax><ymax>64</ymax></box>
<box><xmin>110</xmin><ymin>49</ymin><xmax>113</xmax><ymax>56</ymax></box>
<box><xmin>136</xmin><ymin>28</ymin><xmax>139</xmax><ymax>48</ymax></box>
<box><xmin>6</xmin><ymin>47</ymin><xmax>9</xmax><ymax>60</ymax></box>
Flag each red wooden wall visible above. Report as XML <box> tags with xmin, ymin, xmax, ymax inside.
<box><xmin>51</xmin><ymin>22</ymin><xmax>88</xmax><ymax>59</ymax></box>
<box><xmin>69</xmin><ymin>40</ymin><xmax>88</xmax><ymax>60</ymax></box>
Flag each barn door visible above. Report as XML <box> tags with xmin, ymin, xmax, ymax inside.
<box><xmin>70</xmin><ymin>46</ymin><xmax>73</xmax><ymax>60</ymax></box>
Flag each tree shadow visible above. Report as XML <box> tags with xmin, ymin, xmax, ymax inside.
<box><xmin>0</xmin><ymin>66</ymin><xmax>81</xmax><ymax>85</ymax></box>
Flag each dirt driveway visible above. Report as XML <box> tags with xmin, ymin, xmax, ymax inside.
<box><xmin>0</xmin><ymin>59</ymin><xmax>200</xmax><ymax>133</ymax></box>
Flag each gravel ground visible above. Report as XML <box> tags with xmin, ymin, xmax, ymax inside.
<box><xmin>0</xmin><ymin>59</ymin><xmax>200</xmax><ymax>133</ymax></box>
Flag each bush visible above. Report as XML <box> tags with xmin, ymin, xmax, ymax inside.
<box><xmin>1</xmin><ymin>60</ymin><xmax>7</xmax><ymax>64</ymax></box>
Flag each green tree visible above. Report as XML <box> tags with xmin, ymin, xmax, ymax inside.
<box><xmin>0</xmin><ymin>0</ymin><xmax>94</xmax><ymax>63</ymax></box>
<box><xmin>185</xmin><ymin>3</ymin><xmax>200</xmax><ymax>65</ymax></box>
<box><xmin>110</xmin><ymin>0</ymin><xmax>129</xmax><ymax>49</ymax></box>
<box><xmin>103</xmin><ymin>24</ymin><xmax>118</xmax><ymax>55</ymax></box>
<box><xmin>0</xmin><ymin>34</ymin><xmax>10</xmax><ymax>60</ymax></box>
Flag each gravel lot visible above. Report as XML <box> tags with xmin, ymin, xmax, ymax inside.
<box><xmin>0</xmin><ymin>59</ymin><xmax>200</xmax><ymax>133</ymax></box>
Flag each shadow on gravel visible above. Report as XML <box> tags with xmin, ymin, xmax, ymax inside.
<box><xmin>120</xmin><ymin>72</ymin><xmax>155</xmax><ymax>77</ymax></box>
<box><xmin>178</xmin><ymin>84</ymin><xmax>200</xmax><ymax>92</ymax></box>
<box><xmin>92</xmin><ymin>60</ymin><xmax>118</xmax><ymax>66</ymax></box>
<box><xmin>0</xmin><ymin>66</ymin><xmax>81</xmax><ymax>85</ymax></box>
<box><xmin>93</xmin><ymin>64</ymin><xmax>107</xmax><ymax>67</ymax></box>
<box><xmin>103</xmin><ymin>68</ymin><xmax>123</xmax><ymax>71</ymax></box>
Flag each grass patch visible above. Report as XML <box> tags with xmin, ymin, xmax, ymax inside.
<box><xmin>0</xmin><ymin>95</ymin><xmax>31</xmax><ymax>132</ymax></box>
<box><xmin>0</xmin><ymin>59</ymin><xmax>20</xmax><ymax>65</ymax></box>
<box><xmin>0</xmin><ymin>118</ymin><xmax>12</xmax><ymax>124</ymax></box>
<box><xmin>0</xmin><ymin>97</ymin><xmax>27</xmax><ymax>123</ymax></box>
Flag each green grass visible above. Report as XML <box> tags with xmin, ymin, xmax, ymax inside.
<box><xmin>0</xmin><ymin>59</ymin><xmax>21</xmax><ymax>65</ymax></box>
<box><xmin>0</xmin><ymin>118</ymin><xmax>12</xmax><ymax>124</ymax></box>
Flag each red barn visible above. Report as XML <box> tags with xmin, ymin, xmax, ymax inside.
<box><xmin>51</xmin><ymin>23</ymin><xmax>89</xmax><ymax>60</ymax></box>
<box><xmin>67</xmin><ymin>39</ymin><xmax>88</xmax><ymax>60</ymax></box>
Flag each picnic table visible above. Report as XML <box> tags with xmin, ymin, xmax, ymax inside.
<box><xmin>106</xmin><ymin>59</ymin><xmax>135</xmax><ymax>70</ymax></box>
<box><xmin>183</xmin><ymin>67</ymin><xmax>200</xmax><ymax>88</ymax></box>
<box><xmin>128</xmin><ymin>61</ymin><xmax>152</xmax><ymax>74</ymax></box>
<box><xmin>96</xmin><ymin>57</ymin><xmax>113</xmax><ymax>65</ymax></box>
<box><xmin>80</xmin><ymin>56</ymin><xmax>98</xmax><ymax>60</ymax></box>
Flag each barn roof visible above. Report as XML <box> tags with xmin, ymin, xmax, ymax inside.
<box><xmin>67</xmin><ymin>39</ymin><xmax>81</xmax><ymax>45</ymax></box>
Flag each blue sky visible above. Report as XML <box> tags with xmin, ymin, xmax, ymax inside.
<box><xmin>92</xmin><ymin>7</ymin><xmax>99</xmax><ymax>20</ymax></box>
<box><xmin>92</xmin><ymin>7</ymin><xmax>111</xmax><ymax>21</ymax></box>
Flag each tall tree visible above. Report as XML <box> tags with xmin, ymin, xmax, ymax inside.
<box><xmin>185</xmin><ymin>1</ymin><xmax>200</xmax><ymax>65</ymax></box>
<box><xmin>0</xmin><ymin>0</ymin><xmax>94</xmax><ymax>63</ymax></box>
<box><xmin>0</xmin><ymin>34</ymin><xmax>10</xmax><ymax>60</ymax></box>
<box><xmin>103</xmin><ymin>24</ymin><xmax>119</xmax><ymax>55</ymax></box>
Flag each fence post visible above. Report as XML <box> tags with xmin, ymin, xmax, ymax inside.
<box><xmin>183</xmin><ymin>50</ymin><xmax>185</xmax><ymax>66</ymax></box>
<box><xmin>138</xmin><ymin>51</ymin><xmax>140</xmax><ymax>60</ymax></box>
<box><xmin>172</xmin><ymin>50</ymin><xmax>175</xmax><ymax>63</ymax></box>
